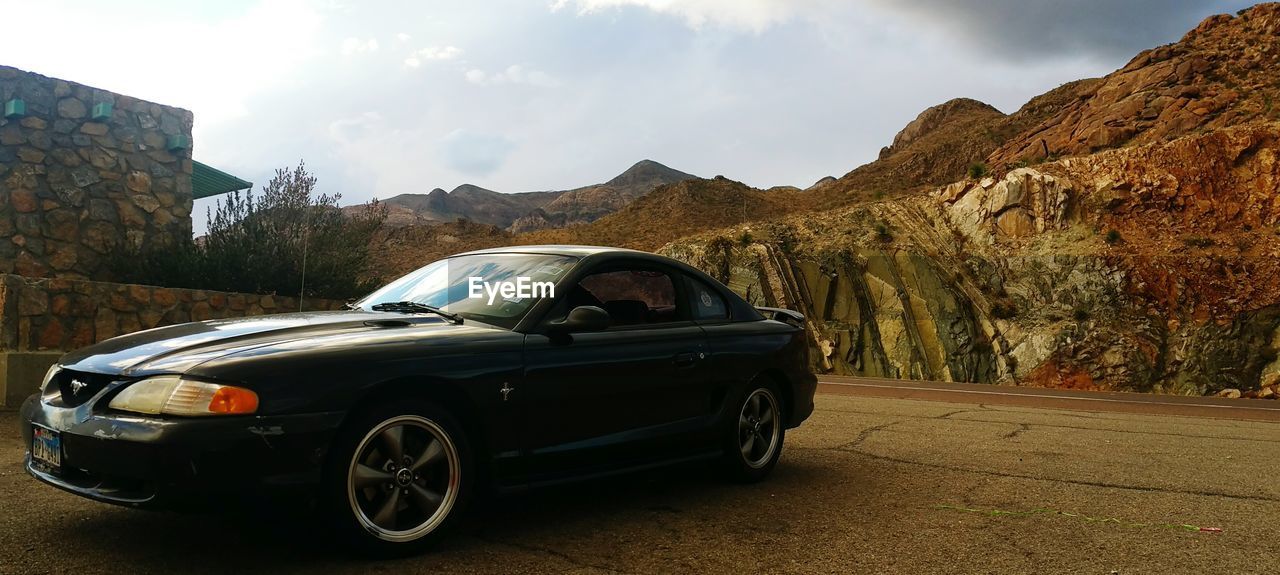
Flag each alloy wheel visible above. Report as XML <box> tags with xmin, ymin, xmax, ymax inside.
<box><xmin>346</xmin><ymin>415</ymin><xmax>460</xmax><ymax>542</ymax></box>
<box><xmin>738</xmin><ymin>388</ymin><xmax>780</xmax><ymax>468</ymax></box>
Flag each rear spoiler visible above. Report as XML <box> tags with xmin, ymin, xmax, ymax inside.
<box><xmin>756</xmin><ymin>306</ymin><xmax>805</xmax><ymax>327</ymax></box>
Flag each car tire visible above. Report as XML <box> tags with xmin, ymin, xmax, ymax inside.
<box><xmin>720</xmin><ymin>378</ymin><xmax>785</xmax><ymax>483</ymax></box>
<box><xmin>323</xmin><ymin>398</ymin><xmax>472</xmax><ymax>556</ymax></box>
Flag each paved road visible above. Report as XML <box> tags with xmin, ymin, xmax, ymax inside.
<box><xmin>818</xmin><ymin>376</ymin><xmax>1280</xmax><ymax>422</ymax></box>
<box><xmin>2</xmin><ymin>382</ymin><xmax>1278</xmax><ymax>574</ymax></box>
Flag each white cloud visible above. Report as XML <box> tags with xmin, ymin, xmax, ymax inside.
<box><xmin>397</xmin><ymin>32</ymin><xmax>412</xmax><ymax>42</ymax></box>
<box><xmin>405</xmin><ymin>45</ymin><xmax>463</xmax><ymax>68</ymax></box>
<box><xmin>550</xmin><ymin>0</ymin><xmax>839</xmax><ymax>32</ymax></box>
<box><xmin>340</xmin><ymin>37</ymin><xmax>379</xmax><ymax>55</ymax></box>
<box><xmin>465</xmin><ymin>65</ymin><xmax>558</xmax><ymax>87</ymax></box>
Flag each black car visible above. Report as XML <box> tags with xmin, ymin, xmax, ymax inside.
<box><xmin>21</xmin><ymin>245</ymin><xmax>816</xmax><ymax>554</ymax></box>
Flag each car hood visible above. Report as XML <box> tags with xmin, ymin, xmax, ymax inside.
<box><xmin>58</xmin><ymin>311</ymin><xmax>470</xmax><ymax>376</ymax></box>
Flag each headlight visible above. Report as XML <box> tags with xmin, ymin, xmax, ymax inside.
<box><xmin>41</xmin><ymin>364</ymin><xmax>60</xmax><ymax>393</ymax></box>
<box><xmin>108</xmin><ymin>376</ymin><xmax>259</xmax><ymax>416</ymax></box>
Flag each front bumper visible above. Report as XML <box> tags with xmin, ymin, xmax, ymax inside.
<box><xmin>20</xmin><ymin>394</ymin><xmax>345</xmax><ymax>509</ymax></box>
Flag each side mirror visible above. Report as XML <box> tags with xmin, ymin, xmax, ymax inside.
<box><xmin>549</xmin><ymin>306</ymin><xmax>611</xmax><ymax>333</ymax></box>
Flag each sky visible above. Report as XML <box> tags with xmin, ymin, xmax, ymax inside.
<box><xmin>0</xmin><ymin>0</ymin><xmax>1256</xmax><ymax>233</ymax></box>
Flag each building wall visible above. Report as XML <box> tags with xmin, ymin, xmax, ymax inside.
<box><xmin>0</xmin><ymin>65</ymin><xmax>195</xmax><ymax>280</ymax></box>
<box><xmin>0</xmin><ymin>274</ymin><xmax>344</xmax><ymax>353</ymax></box>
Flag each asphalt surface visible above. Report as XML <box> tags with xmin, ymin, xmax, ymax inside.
<box><xmin>2</xmin><ymin>381</ymin><xmax>1278</xmax><ymax>574</ymax></box>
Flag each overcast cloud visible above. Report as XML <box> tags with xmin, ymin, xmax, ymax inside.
<box><xmin>0</xmin><ymin>0</ymin><xmax>1255</xmax><ymax>232</ymax></box>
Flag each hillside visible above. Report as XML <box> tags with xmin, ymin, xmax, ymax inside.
<box><xmin>518</xmin><ymin>176</ymin><xmax>802</xmax><ymax>251</ymax></box>
<box><xmin>357</xmin><ymin>159</ymin><xmax>695</xmax><ymax>230</ymax></box>
<box><xmin>811</xmin><ymin>79</ymin><xmax>1102</xmax><ymax>207</ymax></box>
<box><xmin>988</xmin><ymin>3</ymin><xmax>1280</xmax><ymax>167</ymax></box>
<box><xmin>368</xmin><ymin>219</ymin><xmax>515</xmax><ymax>280</ymax></box>
<box><xmin>666</xmin><ymin>121</ymin><xmax>1280</xmax><ymax>395</ymax></box>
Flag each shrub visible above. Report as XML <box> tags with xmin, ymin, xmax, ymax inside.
<box><xmin>1104</xmin><ymin>229</ymin><xmax>1122</xmax><ymax>244</ymax></box>
<box><xmin>106</xmin><ymin>162</ymin><xmax>388</xmax><ymax>300</ymax></box>
<box><xmin>1183</xmin><ymin>235</ymin><xmax>1215</xmax><ymax>248</ymax></box>
<box><xmin>968</xmin><ymin>162</ymin><xmax>988</xmax><ymax>179</ymax></box>
<box><xmin>991</xmin><ymin>300</ymin><xmax>1018</xmax><ymax>319</ymax></box>
<box><xmin>874</xmin><ymin>222</ymin><xmax>894</xmax><ymax>243</ymax></box>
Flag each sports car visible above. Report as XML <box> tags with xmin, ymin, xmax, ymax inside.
<box><xmin>21</xmin><ymin>245</ymin><xmax>816</xmax><ymax>554</ymax></box>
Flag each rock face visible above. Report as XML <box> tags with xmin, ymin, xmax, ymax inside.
<box><xmin>988</xmin><ymin>3</ymin><xmax>1280</xmax><ymax>168</ymax></box>
<box><xmin>662</xmin><ymin>123</ymin><xmax>1280</xmax><ymax>395</ymax></box>
<box><xmin>812</xmin><ymin>80</ymin><xmax>1101</xmax><ymax>205</ymax></box>
<box><xmin>0</xmin><ymin>65</ymin><xmax>195</xmax><ymax>280</ymax></box>
<box><xmin>355</xmin><ymin>160</ymin><xmax>695</xmax><ymax>231</ymax></box>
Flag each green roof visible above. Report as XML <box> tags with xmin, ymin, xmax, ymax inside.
<box><xmin>192</xmin><ymin>161</ymin><xmax>253</xmax><ymax>199</ymax></box>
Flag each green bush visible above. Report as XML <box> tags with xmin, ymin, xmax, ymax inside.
<box><xmin>1183</xmin><ymin>235</ymin><xmax>1215</xmax><ymax>248</ymax></box>
<box><xmin>1104</xmin><ymin>229</ymin><xmax>1123</xmax><ymax>244</ymax></box>
<box><xmin>968</xmin><ymin>162</ymin><xmax>988</xmax><ymax>179</ymax></box>
<box><xmin>874</xmin><ymin>222</ymin><xmax>894</xmax><ymax>243</ymax></box>
<box><xmin>106</xmin><ymin>162</ymin><xmax>387</xmax><ymax>301</ymax></box>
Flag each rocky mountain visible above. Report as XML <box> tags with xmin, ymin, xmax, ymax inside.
<box><xmin>665</xmin><ymin>121</ymin><xmax>1280</xmax><ymax>395</ymax></box>
<box><xmin>811</xmin><ymin>80</ymin><xmax>1102</xmax><ymax>206</ymax></box>
<box><xmin>370</xmin><ymin>184</ymin><xmax>561</xmax><ymax>228</ymax></box>
<box><xmin>988</xmin><ymin>4</ymin><xmax>1280</xmax><ymax>167</ymax></box>
<box><xmin>357</xmin><ymin>160</ymin><xmax>695</xmax><ymax>230</ymax></box>
<box><xmin>509</xmin><ymin>160</ymin><xmax>696</xmax><ymax>233</ymax></box>
<box><xmin>520</xmin><ymin>176</ymin><xmax>801</xmax><ymax>251</ymax></box>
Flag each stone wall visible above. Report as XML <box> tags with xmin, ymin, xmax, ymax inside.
<box><xmin>0</xmin><ymin>65</ymin><xmax>194</xmax><ymax>280</ymax></box>
<box><xmin>0</xmin><ymin>274</ymin><xmax>344</xmax><ymax>353</ymax></box>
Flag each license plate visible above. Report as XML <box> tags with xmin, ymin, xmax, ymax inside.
<box><xmin>31</xmin><ymin>425</ymin><xmax>62</xmax><ymax>470</ymax></box>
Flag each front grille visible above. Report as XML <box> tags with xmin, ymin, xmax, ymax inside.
<box><xmin>52</xmin><ymin>369</ymin><xmax>120</xmax><ymax>407</ymax></box>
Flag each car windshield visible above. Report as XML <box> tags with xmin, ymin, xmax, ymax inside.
<box><xmin>355</xmin><ymin>253</ymin><xmax>579</xmax><ymax>329</ymax></box>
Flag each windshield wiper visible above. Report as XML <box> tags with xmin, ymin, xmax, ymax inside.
<box><xmin>369</xmin><ymin>301</ymin><xmax>463</xmax><ymax>324</ymax></box>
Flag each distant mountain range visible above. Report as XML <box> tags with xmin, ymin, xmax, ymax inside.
<box><xmin>347</xmin><ymin>160</ymin><xmax>696</xmax><ymax>231</ymax></box>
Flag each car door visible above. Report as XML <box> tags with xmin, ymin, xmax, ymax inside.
<box><xmin>520</xmin><ymin>261</ymin><xmax>713</xmax><ymax>480</ymax></box>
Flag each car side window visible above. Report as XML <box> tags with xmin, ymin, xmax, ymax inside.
<box><xmin>685</xmin><ymin>276</ymin><xmax>729</xmax><ymax>321</ymax></box>
<box><xmin>575</xmin><ymin>269</ymin><xmax>679</xmax><ymax>326</ymax></box>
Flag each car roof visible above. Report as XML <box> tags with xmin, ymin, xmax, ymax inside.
<box><xmin>451</xmin><ymin>245</ymin><xmax>653</xmax><ymax>258</ymax></box>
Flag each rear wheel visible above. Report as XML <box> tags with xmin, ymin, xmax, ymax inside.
<box><xmin>324</xmin><ymin>400</ymin><xmax>471</xmax><ymax>556</ymax></box>
<box><xmin>721</xmin><ymin>380</ymin><xmax>784</xmax><ymax>482</ymax></box>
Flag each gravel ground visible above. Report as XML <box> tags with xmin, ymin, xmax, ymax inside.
<box><xmin>1</xmin><ymin>393</ymin><xmax>1277</xmax><ymax>574</ymax></box>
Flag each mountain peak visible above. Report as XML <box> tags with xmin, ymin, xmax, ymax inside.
<box><xmin>605</xmin><ymin>159</ymin><xmax>696</xmax><ymax>188</ymax></box>
<box><xmin>881</xmin><ymin>98</ymin><xmax>1002</xmax><ymax>160</ymax></box>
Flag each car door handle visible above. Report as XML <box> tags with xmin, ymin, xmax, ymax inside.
<box><xmin>673</xmin><ymin>352</ymin><xmax>701</xmax><ymax>367</ymax></box>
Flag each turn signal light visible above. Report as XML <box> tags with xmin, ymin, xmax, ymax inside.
<box><xmin>209</xmin><ymin>386</ymin><xmax>259</xmax><ymax>414</ymax></box>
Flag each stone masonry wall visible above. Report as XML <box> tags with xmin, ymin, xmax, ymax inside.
<box><xmin>0</xmin><ymin>274</ymin><xmax>344</xmax><ymax>353</ymax></box>
<box><xmin>0</xmin><ymin>65</ymin><xmax>194</xmax><ymax>280</ymax></box>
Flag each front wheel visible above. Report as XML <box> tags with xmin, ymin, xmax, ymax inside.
<box><xmin>323</xmin><ymin>400</ymin><xmax>472</xmax><ymax>556</ymax></box>
<box><xmin>720</xmin><ymin>381</ymin><xmax>785</xmax><ymax>483</ymax></box>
